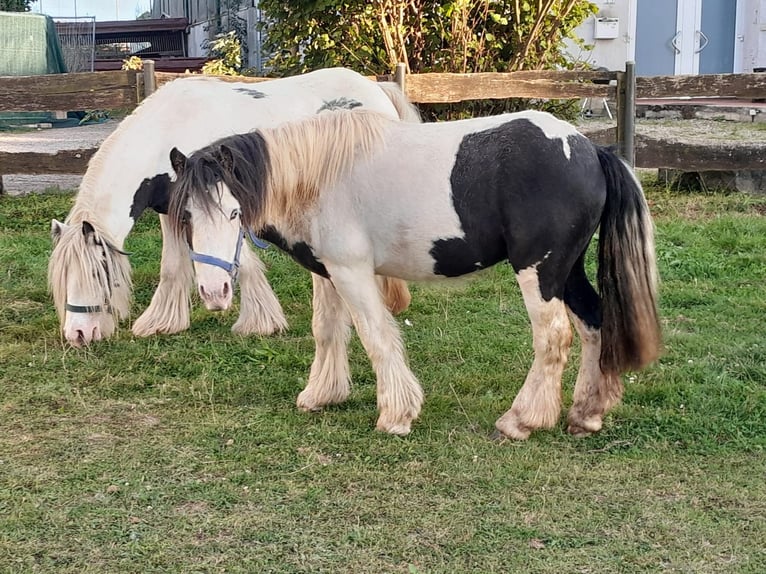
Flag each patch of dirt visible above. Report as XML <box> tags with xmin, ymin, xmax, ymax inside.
<box><xmin>0</xmin><ymin>120</ymin><xmax>119</xmax><ymax>196</ymax></box>
<box><xmin>577</xmin><ymin>116</ymin><xmax>766</xmax><ymax>148</ymax></box>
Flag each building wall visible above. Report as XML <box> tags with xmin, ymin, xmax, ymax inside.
<box><xmin>573</xmin><ymin>0</ymin><xmax>765</xmax><ymax>74</ymax></box>
<box><xmin>743</xmin><ymin>0</ymin><xmax>766</xmax><ymax>70</ymax></box>
<box><xmin>571</xmin><ymin>0</ymin><xmax>633</xmax><ymax>72</ymax></box>
<box><xmin>151</xmin><ymin>0</ymin><xmax>263</xmax><ymax>71</ymax></box>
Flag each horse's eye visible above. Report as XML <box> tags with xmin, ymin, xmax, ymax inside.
<box><xmin>229</xmin><ymin>209</ymin><xmax>240</xmax><ymax>221</ymax></box>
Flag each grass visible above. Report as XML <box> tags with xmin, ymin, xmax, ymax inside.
<box><xmin>1</xmin><ymin>181</ymin><xmax>765</xmax><ymax>573</ymax></box>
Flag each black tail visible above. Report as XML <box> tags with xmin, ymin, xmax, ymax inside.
<box><xmin>596</xmin><ymin>147</ymin><xmax>661</xmax><ymax>374</ymax></box>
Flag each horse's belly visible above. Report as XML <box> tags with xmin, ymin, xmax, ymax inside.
<box><xmin>374</xmin><ymin>233</ymin><xmax>505</xmax><ymax>281</ymax></box>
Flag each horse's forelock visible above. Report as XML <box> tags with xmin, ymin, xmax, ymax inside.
<box><xmin>171</xmin><ymin>132</ymin><xmax>270</xmax><ymax>233</ymax></box>
<box><xmin>219</xmin><ymin>133</ymin><xmax>269</xmax><ymax>229</ymax></box>
<box><xmin>48</xmin><ymin>222</ymin><xmax>132</xmax><ymax>325</ymax></box>
<box><xmin>169</xmin><ymin>151</ymin><xmax>223</xmax><ymax>236</ymax></box>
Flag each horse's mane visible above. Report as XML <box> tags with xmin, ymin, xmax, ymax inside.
<box><xmin>259</xmin><ymin>109</ymin><xmax>391</xmax><ymax>226</ymax></box>
<box><xmin>171</xmin><ymin>109</ymin><xmax>391</xmax><ymax>233</ymax></box>
<box><xmin>48</xmin><ymin>220</ymin><xmax>132</xmax><ymax>324</ymax></box>
<box><xmin>377</xmin><ymin>82</ymin><xmax>422</xmax><ymax>124</ymax></box>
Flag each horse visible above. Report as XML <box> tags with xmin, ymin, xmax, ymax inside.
<box><xmin>48</xmin><ymin>68</ymin><xmax>419</xmax><ymax>347</ymax></box>
<box><xmin>167</xmin><ymin>108</ymin><xmax>662</xmax><ymax>440</ymax></box>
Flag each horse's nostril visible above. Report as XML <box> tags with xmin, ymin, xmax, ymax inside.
<box><xmin>223</xmin><ymin>282</ymin><xmax>230</xmax><ymax>297</ymax></box>
<box><xmin>199</xmin><ymin>285</ymin><xmax>207</xmax><ymax>298</ymax></box>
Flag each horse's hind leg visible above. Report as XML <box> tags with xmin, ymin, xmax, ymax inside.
<box><xmin>377</xmin><ymin>276</ymin><xmax>411</xmax><ymax>315</ymax></box>
<box><xmin>132</xmin><ymin>214</ymin><xmax>192</xmax><ymax>336</ymax></box>
<box><xmin>564</xmin><ymin>260</ymin><xmax>623</xmax><ymax>436</ymax></box>
<box><xmin>327</xmin><ymin>265</ymin><xmax>424</xmax><ymax>436</ymax></box>
<box><xmin>297</xmin><ymin>274</ymin><xmax>352</xmax><ymax>410</ymax></box>
<box><xmin>233</xmin><ymin>246</ymin><xmax>288</xmax><ymax>335</ymax></box>
<box><xmin>495</xmin><ymin>267</ymin><xmax>572</xmax><ymax>440</ymax></box>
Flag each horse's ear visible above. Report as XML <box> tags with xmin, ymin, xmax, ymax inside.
<box><xmin>51</xmin><ymin>219</ymin><xmax>68</xmax><ymax>244</ymax></box>
<box><xmin>218</xmin><ymin>145</ymin><xmax>235</xmax><ymax>174</ymax></box>
<box><xmin>169</xmin><ymin>147</ymin><xmax>187</xmax><ymax>176</ymax></box>
<box><xmin>81</xmin><ymin>220</ymin><xmax>96</xmax><ymax>239</ymax></box>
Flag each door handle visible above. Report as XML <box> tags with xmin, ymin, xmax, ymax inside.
<box><xmin>695</xmin><ymin>30</ymin><xmax>709</xmax><ymax>53</ymax></box>
<box><xmin>671</xmin><ymin>31</ymin><xmax>682</xmax><ymax>54</ymax></box>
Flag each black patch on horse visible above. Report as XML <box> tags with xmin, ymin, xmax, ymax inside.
<box><xmin>431</xmin><ymin>118</ymin><xmax>604</xmax><ymax>301</ymax></box>
<box><xmin>234</xmin><ymin>87</ymin><xmax>266</xmax><ymax>99</ymax></box>
<box><xmin>317</xmin><ymin>98</ymin><xmax>363</xmax><ymax>113</ymax></box>
<box><xmin>130</xmin><ymin>173</ymin><xmax>172</xmax><ymax>220</ymax></box>
<box><xmin>260</xmin><ymin>225</ymin><xmax>330</xmax><ymax>278</ymax></box>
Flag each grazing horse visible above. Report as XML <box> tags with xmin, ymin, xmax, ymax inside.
<box><xmin>168</xmin><ymin>109</ymin><xmax>661</xmax><ymax>439</ymax></box>
<box><xmin>48</xmin><ymin>68</ymin><xmax>418</xmax><ymax>346</ymax></box>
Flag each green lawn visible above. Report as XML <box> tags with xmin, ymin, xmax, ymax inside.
<box><xmin>0</xmin><ymin>182</ymin><xmax>764</xmax><ymax>573</ymax></box>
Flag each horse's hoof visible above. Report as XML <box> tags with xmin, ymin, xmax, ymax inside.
<box><xmin>494</xmin><ymin>414</ymin><xmax>532</xmax><ymax>441</ymax></box>
<box><xmin>566</xmin><ymin>413</ymin><xmax>603</xmax><ymax>437</ymax></box>
<box><xmin>376</xmin><ymin>413</ymin><xmax>413</xmax><ymax>436</ymax></box>
<box><xmin>296</xmin><ymin>390</ymin><xmax>324</xmax><ymax>413</ymax></box>
<box><xmin>231</xmin><ymin>318</ymin><xmax>287</xmax><ymax>336</ymax></box>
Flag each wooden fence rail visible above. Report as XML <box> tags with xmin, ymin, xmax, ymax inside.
<box><xmin>1</xmin><ymin>63</ymin><xmax>766</xmax><ymax>186</ymax></box>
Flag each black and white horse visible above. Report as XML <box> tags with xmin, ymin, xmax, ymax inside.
<box><xmin>168</xmin><ymin>109</ymin><xmax>661</xmax><ymax>440</ymax></box>
<box><xmin>48</xmin><ymin>68</ymin><xmax>417</xmax><ymax>346</ymax></box>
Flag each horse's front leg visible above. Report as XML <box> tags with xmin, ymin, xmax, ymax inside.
<box><xmin>232</xmin><ymin>246</ymin><xmax>288</xmax><ymax>335</ymax></box>
<box><xmin>132</xmin><ymin>214</ymin><xmax>192</xmax><ymax>336</ymax></box>
<box><xmin>296</xmin><ymin>274</ymin><xmax>352</xmax><ymax>411</ymax></box>
<box><xmin>326</xmin><ymin>264</ymin><xmax>424</xmax><ymax>436</ymax></box>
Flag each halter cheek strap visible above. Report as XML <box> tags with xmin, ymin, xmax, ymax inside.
<box><xmin>248</xmin><ymin>230</ymin><xmax>270</xmax><ymax>249</ymax></box>
<box><xmin>189</xmin><ymin>228</ymin><xmax>269</xmax><ymax>285</ymax></box>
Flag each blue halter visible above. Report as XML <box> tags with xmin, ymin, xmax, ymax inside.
<box><xmin>189</xmin><ymin>227</ymin><xmax>269</xmax><ymax>285</ymax></box>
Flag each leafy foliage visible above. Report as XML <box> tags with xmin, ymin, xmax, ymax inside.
<box><xmin>0</xmin><ymin>0</ymin><xmax>32</xmax><ymax>10</ymax></box>
<box><xmin>258</xmin><ymin>0</ymin><xmax>597</xmax><ymax>76</ymax></box>
<box><xmin>257</xmin><ymin>0</ymin><xmax>598</xmax><ymax>119</ymax></box>
<box><xmin>202</xmin><ymin>31</ymin><xmax>244</xmax><ymax>76</ymax></box>
<box><xmin>121</xmin><ymin>56</ymin><xmax>143</xmax><ymax>71</ymax></box>
<box><xmin>201</xmin><ymin>0</ymin><xmax>250</xmax><ymax>74</ymax></box>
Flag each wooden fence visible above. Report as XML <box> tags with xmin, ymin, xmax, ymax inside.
<box><xmin>1</xmin><ymin>61</ymin><xmax>765</xmax><ymax>187</ymax></box>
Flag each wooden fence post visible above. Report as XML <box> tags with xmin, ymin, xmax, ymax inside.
<box><xmin>142</xmin><ymin>59</ymin><xmax>156</xmax><ymax>99</ymax></box>
<box><xmin>617</xmin><ymin>61</ymin><xmax>636</xmax><ymax>167</ymax></box>
<box><xmin>394</xmin><ymin>62</ymin><xmax>406</xmax><ymax>94</ymax></box>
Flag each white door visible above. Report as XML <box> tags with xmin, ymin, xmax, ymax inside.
<box><xmin>636</xmin><ymin>0</ymin><xmax>739</xmax><ymax>75</ymax></box>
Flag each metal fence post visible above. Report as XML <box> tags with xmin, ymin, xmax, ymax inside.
<box><xmin>394</xmin><ymin>62</ymin><xmax>406</xmax><ymax>94</ymax></box>
<box><xmin>617</xmin><ymin>60</ymin><xmax>636</xmax><ymax>166</ymax></box>
<box><xmin>142</xmin><ymin>59</ymin><xmax>156</xmax><ymax>99</ymax></box>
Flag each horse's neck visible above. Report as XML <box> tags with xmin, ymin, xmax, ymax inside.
<box><xmin>72</xmin><ymin>131</ymin><xmax>167</xmax><ymax>245</ymax></box>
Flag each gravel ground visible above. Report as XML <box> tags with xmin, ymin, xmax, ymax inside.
<box><xmin>576</xmin><ymin>115</ymin><xmax>766</xmax><ymax>146</ymax></box>
<box><xmin>0</xmin><ymin>120</ymin><xmax>119</xmax><ymax>196</ymax></box>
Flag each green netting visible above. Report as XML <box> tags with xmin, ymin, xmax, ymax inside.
<box><xmin>0</xmin><ymin>11</ymin><xmax>67</xmax><ymax>76</ymax></box>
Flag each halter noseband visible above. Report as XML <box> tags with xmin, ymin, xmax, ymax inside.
<box><xmin>65</xmin><ymin>303</ymin><xmax>112</xmax><ymax>314</ymax></box>
<box><xmin>64</xmin><ymin>238</ymin><xmax>129</xmax><ymax>316</ymax></box>
<box><xmin>189</xmin><ymin>227</ymin><xmax>269</xmax><ymax>285</ymax></box>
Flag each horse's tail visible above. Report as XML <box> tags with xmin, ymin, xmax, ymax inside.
<box><xmin>596</xmin><ymin>146</ymin><xmax>661</xmax><ymax>375</ymax></box>
<box><xmin>377</xmin><ymin>82</ymin><xmax>422</xmax><ymax>123</ymax></box>
<box><xmin>378</xmin><ymin>276</ymin><xmax>412</xmax><ymax>316</ymax></box>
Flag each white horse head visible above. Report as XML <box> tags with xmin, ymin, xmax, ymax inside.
<box><xmin>168</xmin><ymin>147</ymin><xmax>244</xmax><ymax>311</ymax></box>
<box><xmin>49</xmin><ymin>218</ymin><xmax>132</xmax><ymax>346</ymax></box>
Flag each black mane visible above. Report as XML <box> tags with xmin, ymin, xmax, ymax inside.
<box><xmin>169</xmin><ymin>131</ymin><xmax>271</xmax><ymax>237</ymax></box>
